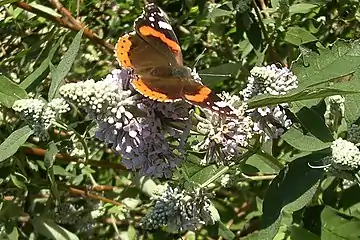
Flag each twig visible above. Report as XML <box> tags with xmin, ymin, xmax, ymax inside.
<box><xmin>23</xmin><ymin>147</ymin><xmax>127</xmax><ymax>170</ymax></box>
<box><xmin>68</xmin><ymin>187</ymin><xmax>123</xmax><ymax>206</ymax></box>
<box><xmin>48</xmin><ymin>0</ymin><xmax>114</xmax><ymax>52</ymax></box>
<box><xmin>251</xmin><ymin>0</ymin><xmax>285</xmax><ymax>66</ymax></box>
<box><xmin>257</xmin><ymin>0</ymin><xmax>270</xmax><ymax>18</ymax></box>
<box><xmin>240</xmin><ymin>173</ymin><xmax>277</xmax><ymax>181</ymax></box>
<box><xmin>14</xmin><ymin>1</ymin><xmax>113</xmax><ymax>53</ymax></box>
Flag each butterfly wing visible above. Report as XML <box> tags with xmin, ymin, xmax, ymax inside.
<box><xmin>183</xmin><ymin>81</ymin><xmax>234</xmax><ymax>115</ymax></box>
<box><xmin>115</xmin><ymin>33</ymin><xmax>183</xmax><ymax>101</ymax></box>
<box><xmin>135</xmin><ymin>3</ymin><xmax>183</xmax><ymax>66</ymax></box>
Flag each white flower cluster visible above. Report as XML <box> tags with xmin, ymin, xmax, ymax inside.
<box><xmin>251</xmin><ymin>105</ymin><xmax>293</xmax><ymax>139</ymax></box>
<box><xmin>60</xmin><ymin>69</ymin><xmax>190</xmax><ymax>178</ymax></box>
<box><xmin>323</xmin><ymin>138</ymin><xmax>360</xmax><ymax>179</ymax></box>
<box><xmin>330</xmin><ymin>138</ymin><xmax>360</xmax><ymax>171</ymax></box>
<box><xmin>220</xmin><ymin>173</ymin><xmax>233</xmax><ymax>187</ymax></box>
<box><xmin>12</xmin><ymin>98</ymin><xmax>70</xmax><ymax>140</ymax></box>
<box><xmin>241</xmin><ymin>64</ymin><xmax>298</xmax><ymax>140</ymax></box>
<box><xmin>59</xmin><ymin>69</ymin><xmax>136</xmax><ymax>122</ymax></box>
<box><xmin>193</xmin><ymin>94</ymin><xmax>253</xmax><ymax>164</ymax></box>
<box><xmin>242</xmin><ymin>64</ymin><xmax>298</xmax><ymax>101</ymax></box>
<box><xmin>141</xmin><ymin>186</ymin><xmax>214</xmax><ymax>232</ymax></box>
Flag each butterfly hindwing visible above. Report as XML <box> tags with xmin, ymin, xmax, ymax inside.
<box><xmin>183</xmin><ymin>81</ymin><xmax>233</xmax><ymax>114</ymax></box>
<box><xmin>132</xmin><ymin>75</ymin><xmax>183</xmax><ymax>102</ymax></box>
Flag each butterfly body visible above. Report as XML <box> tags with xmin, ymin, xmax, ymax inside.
<box><xmin>115</xmin><ymin>3</ymin><xmax>233</xmax><ymax>114</ymax></box>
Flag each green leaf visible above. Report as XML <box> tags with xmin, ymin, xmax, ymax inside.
<box><xmin>281</xmin><ymin>128</ymin><xmax>331</xmax><ymax>152</ymax></box>
<box><xmin>189</xmin><ymin>164</ymin><xmax>221</xmax><ymax>185</ymax></box>
<box><xmin>259</xmin><ymin>156</ymin><xmax>323</xmax><ymax>239</ymax></box>
<box><xmin>0</xmin><ymin>201</ymin><xmax>23</xmax><ymax>221</ymax></box>
<box><xmin>10</xmin><ymin>173</ymin><xmax>27</xmax><ymax>190</ymax></box>
<box><xmin>6</xmin><ymin>225</ymin><xmax>19</xmax><ymax>240</ymax></box>
<box><xmin>218</xmin><ymin>221</ymin><xmax>235</xmax><ymax>240</ymax></box>
<box><xmin>247</xmin><ymin>87</ymin><xmax>358</xmax><ymax>109</ymax></box>
<box><xmin>284</xmin><ymin>27</ymin><xmax>317</xmax><ymax>46</ymax></box>
<box><xmin>48</xmin><ymin>29</ymin><xmax>83</xmax><ymax>100</ymax></box>
<box><xmin>293</xmin><ymin>40</ymin><xmax>360</xmax><ymax>88</ymax></box>
<box><xmin>199</xmin><ymin>63</ymin><xmax>241</xmax><ymax>88</ymax></box>
<box><xmin>270</xmin><ymin>0</ymin><xmax>280</xmax><ymax>8</ymax></box>
<box><xmin>29</xmin><ymin>2</ymin><xmax>61</xmax><ymax>17</ymax></box>
<box><xmin>20</xmin><ymin>35</ymin><xmax>65</xmax><ymax>90</ymax></box>
<box><xmin>31</xmin><ymin>217</ymin><xmax>79</xmax><ymax>240</ymax></box>
<box><xmin>53</xmin><ymin>166</ymin><xmax>74</xmax><ymax>177</ymax></box>
<box><xmin>321</xmin><ymin>206</ymin><xmax>360</xmax><ymax>239</ymax></box>
<box><xmin>0</xmin><ymin>126</ymin><xmax>33</xmax><ymax>162</ymax></box>
<box><xmin>207</xmin><ymin>8</ymin><xmax>233</xmax><ymax>19</ymax></box>
<box><xmin>343</xmin><ymin>73</ymin><xmax>360</xmax><ymax>123</ymax></box>
<box><xmin>0</xmin><ymin>76</ymin><xmax>28</xmax><ymax>108</ymax></box>
<box><xmin>288</xmin><ymin>225</ymin><xmax>320</xmax><ymax>240</ymax></box>
<box><xmin>289</xmin><ymin>4</ymin><xmax>318</xmax><ymax>15</ymax></box>
<box><xmin>48</xmin><ymin>167</ymin><xmax>60</xmax><ymax>201</ymax></box>
<box><xmin>0</xmin><ymin>0</ymin><xmax>19</xmax><ymax>6</ymax></box>
<box><xmin>245</xmin><ymin>153</ymin><xmax>282</xmax><ymax>174</ymax></box>
<box><xmin>242</xmin><ymin>217</ymin><xmax>282</xmax><ymax>240</ymax></box>
<box><xmin>179</xmin><ymin>153</ymin><xmax>204</xmax><ymax>179</ymax></box>
<box><xmin>295</xmin><ymin>107</ymin><xmax>334</xmax><ymax>142</ymax></box>
<box><xmin>45</xmin><ymin>142</ymin><xmax>58</xmax><ymax>169</ymax></box>
<box><xmin>45</xmin><ymin>142</ymin><xmax>60</xmax><ymax>201</ymax></box>
<box><xmin>128</xmin><ymin>225</ymin><xmax>136</xmax><ymax>240</ymax></box>
<box><xmin>131</xmin><ymin>175</ymin><xmax>157</xmax><ymax>197</ymax></box>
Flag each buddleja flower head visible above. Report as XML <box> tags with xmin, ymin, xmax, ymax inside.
<box><xmin>192</xmin><ymin>93</ymin><xmax>253</xmax><ymax>164</ymax></box>
<box><xmin>241</xmin><ymin>64</ymin><xmax>298</xmax><ymax>140</ymax></box>
<box><xmin>141</xmin><ymin>185</ymin><xmax>215</xmax><ymax>232</ymax></box>
<box><xmin>12</xmin><ymin>98</ymin><xmax>70</xmax><ymax>140</ymax></box>
<box><xmin>60</xmin><ymin>69</ymin><xmax>190</xmax><ymax>178</ymax></box>
<box><xmin>348</xmin><ymin>124</ymin><xmax>360</xmax><ymax>144</ymax></box>
<box><xmin>242</xmin><ymin>64</ymin><xmax>298</xmax><ymax>101</ymax></box>
<box><xmin>323</xmin><ymin>138</ymin><xmax>360</xmax><ymax>179</ymax></box>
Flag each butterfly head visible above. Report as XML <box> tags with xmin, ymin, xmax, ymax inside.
<box><xmin>171</xmin><ymin>66</ymin><xmax>193</xmax><ymax>80</ymax></box>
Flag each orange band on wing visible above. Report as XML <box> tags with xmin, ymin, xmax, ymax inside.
<box><xmin>115</xmin><ymin>34</ymin><xmax>133</xmax><ymax>68</ymax></box>
<box><xmin>132</xmin><ymin>78</ymin><xmax>175</xmax><ymax>102</ymax></box>
<box><xmin>184</xmin><ymin>86</ymin><xmax>212</xmax><ymax>102</ymax></box>
<box><xmin>138</xmin><ymin>26</ymin><xmax>180</xmax><ymax>52</ymax></box>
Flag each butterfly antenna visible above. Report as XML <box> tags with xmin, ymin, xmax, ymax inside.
<box><xmin>193</xmin><ymin>48</ymin><xmax>232</xmax><ymax>78</ymax></box>
<box><xmin>192</xmin><ymin>48</ymin><xmax>207</xmax><ymax>70</ymax></box>
<box><xmin>199</xmin><ymin>73</ymin><xmax>232</xmax><ymax>77</ymax></box>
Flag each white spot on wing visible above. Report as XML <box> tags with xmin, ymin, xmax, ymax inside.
<box><xmin>158</xmin><ymin>21</ymin><xmax>172</xmax><ymax>30</ymax></box>
<box><xmin>149</xmin><ymin>16</ymin><xmax>155</xmax><ymax>22</ymax></box>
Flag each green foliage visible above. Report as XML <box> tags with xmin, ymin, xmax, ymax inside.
<box><xmin>1</xmin><ymin>0</ymin><xmax>360</xmax><ymax>239</ymax></box>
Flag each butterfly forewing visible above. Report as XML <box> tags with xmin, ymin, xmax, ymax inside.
<box><xmin>115</xmin><ymin>33</ymin><xmax>183</xmax><ymax>101</ymax></box>
<box><xmin>135</xmin><ymin>3</ymin><xmax>183</xmax><ymax>66</ymax></box>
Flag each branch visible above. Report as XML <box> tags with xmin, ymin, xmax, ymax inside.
<box><xmin>251</xmin><ymin>0</ymin><xmax>285</xmax><ymax>66</ymax></box>
<box><xmin>14</xmin><ymin>1</ymin><xmax>114</xmax><ymax>53</ymax></box>
<box><xmin>240</xmin><ymin>173</ymin><xmax>277</xmax><ymax>181</ymax></box>
<box><xmin>68</xmin><ymin>187</ymin><xmax>123</xmax><ymax>206</ymax></box>
<box><xmin>23</xmin><ymin>147</ymin><xmax>127</xmax><ymax>170</ymax></box>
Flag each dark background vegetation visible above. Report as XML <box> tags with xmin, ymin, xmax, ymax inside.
<box><xmin>1</xmin><ymin>0</ymin><xmax>360</xmax><ymax>239</ymax></box>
